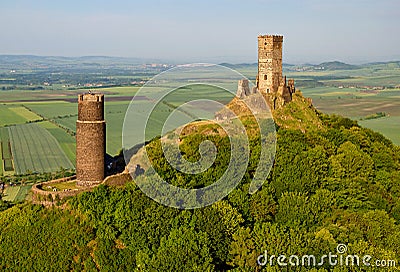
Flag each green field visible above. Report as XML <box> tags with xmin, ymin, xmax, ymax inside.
<box><xmin>0</xmin><ymin>105</ymin><xmax>30</xmax><ymax>127</ymax></box>
<box><xmin>38</xmin><ymin>121</ymin><xmax>76</xmax><ymax>166</ymax></box>
<box><xmin>303</xmin><ymin>88</ymin><xmax>400</xmax><ymax>118</ymax></box>
<box><xmin>105</xmin><ymin>102</ymin><xmax>130</xmax><ymax>154</ymax></box>
<box><xmin>2</xmin><ymin>185</ymin><xmax>32</xmax><ymax>202</ymax></box>
<box><xmin>0</xmin><ymin>104</ymin><xmax>42</xmax><ymax>127</ymax></box>
<box><xmin>25</xmin><ymin>101</ymin><xmax>77</xmax><ymax>119</ymax></box>
<box><xmin>8</xmin><ymin>106</ymin><xmax>42</xmax><ymax>122</ymax></box>
<box><xmin>0</xmin><ymin>127</ymin><xmax>14</xmax><ymax>174</ymax></box>
<box><xmin>25</xmin><ymin>99</ymin><xmax>132</xmax><ymax>155</ymax></box>
<box><xmin>359</xmin><ymin>116</ymin><xmax>400</xmax><ymax>145</ymax></box>
<box><xmin>52</xmin><ymin>116</ymin><xmax>76</xmax><ymax>131</ymax></box>
<box><xmin>9</xmin><ymin>123</ymin><xmax>74</xmax><ymax>174</ymax></box>
<box><xmin>0</xmin><ymin>138</ymin><xmax>2</xmax><ymax>176</ymax></box>
<box><xmin>90</xmin><ymin>86</ymin><xmax>139</xmax><ymax>96</ymax></box>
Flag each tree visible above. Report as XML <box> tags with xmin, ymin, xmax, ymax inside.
<box><xmin>329</xmin><ymin>141</ymin><xmax>374</xmax><ymax>179</ymax></box>
<box><xmin>150</xmin><ymin>227</ymin><xmax>215</xmax><ymax>271</ymax></box>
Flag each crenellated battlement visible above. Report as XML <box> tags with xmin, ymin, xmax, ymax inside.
<box><xmin>78</xmin><ymin>93</ymin><xmax>104</xmax><ymax>102</ymax></box>
<box><xmin>257</xmin><ymin>34</ymin><xmax>283</xmax><ymax>41</ymax></box>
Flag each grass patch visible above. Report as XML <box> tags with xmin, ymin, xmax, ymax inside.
<box><xmin>273</xmin><ymin>92</ymin><xmax>323</xmax><ymax>131</ymax></box>
<box><xmin>41</xmin><ymin>181</ymin><xmax>78</xmax><ymax>192</ymax></box>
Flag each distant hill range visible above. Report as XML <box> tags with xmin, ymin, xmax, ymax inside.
<box><xmin>315</xmin><ymin>61</ymin><xmax>358</xmax><ymax>70</ymax></box>
<box><xmin>220</xmin><ymin>60</ymin><xmax>400</xmax><ymax>70</ymax></box>
<box><xmin>0</xmin><ymin>55</ymin><xmax>163</xmax><ymax>70</ymax></box>
<box><xmin>0</xmin><ymin>55</ymin><xmax>150</xmax><ymax>64</ymax></box>
<box><xmin>0</xmin><ymin>55</ymin><xmax>399</xmax><ymax>71</ymax></box>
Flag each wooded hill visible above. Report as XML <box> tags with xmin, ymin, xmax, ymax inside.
<box><xmin>0</xmin><ymin>92</ymin><xmax>399</xmax><ymax>271</ymax></box>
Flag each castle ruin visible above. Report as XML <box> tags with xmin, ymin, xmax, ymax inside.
<box><xmin>76</xmin><ymin>93</ymin><xmax>106</xmax><ymax>186</ymax></box>
<box><xmin>237</xmin><ymin>34</ymin><xmax>295</xmax><ymax>109</ymax></box>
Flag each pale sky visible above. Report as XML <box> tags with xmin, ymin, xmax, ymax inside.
<box><xmin>0</xmin><ymin>0</ymin><xmax>399</xmax><ymax>63</ymax></box>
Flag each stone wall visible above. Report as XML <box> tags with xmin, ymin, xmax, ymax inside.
<box><xmin>31</xmin><ymin>176</ymin><xmax>96</xmax><ymax>206</ymax></box>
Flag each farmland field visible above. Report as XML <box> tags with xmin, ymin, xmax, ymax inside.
<box><xmin>25</xmin><ymin>102</ymin><xmax>77</xmax><ymax>119</ymax></box>
<box><xmin>0</xmin><ymin>137</ymin><xmax>2</xmax><ymax>175</ymax></box>
<box><xmin>9</xmin><ymin>123</ymin><xmax>74</xmax><ymax>174</ymax></box>
<box><xmin>303</xmin><ymin>88</ymin><xmax>400</xmax><ymax>118</ymax></box>
<box><xmin>2</xmin><ymin>185</ymin><xmax>32</xmax><ymax>202</ymax></box>
<box><xmin>359</xmin><ymin>116</ymin><xmax>400</xmax><ymax>146</ymax></box>
<box><xmin>2</xmin><ymin>186</ymin><xmax>20</xmax><ymax>202</ymax></box>
<box><xmin>38</xmin><ymin>121</ymin><xmax>76</xmax><ymax>166</ymax></box>
<box><xmin>105</xmin><ymin>102</ymin><xmax>130</xmax><ymax>155</ymax></box>
<box><xmin>0</xmin><ymin>127</ymin><xmax>14</xmax><ymax>174</ymax></box>
<box><xmin>8</xmin><ymin>106</ymin><xmax>42</xmax><ymax>122</ymax></box>
<box><xmin>15</xmin><ymin>185</ymin><xmax>32</xmax><ymax>201</ymax></box>
<box><xmin>90</xmin><ymin>86</ymin><xmax>139</xmax><ymax>97</ymax></box>
<box><xmin>52</xmin><ymin>116</ymin><xmax>76</xmax><ymax>131</ymax></box>
<box><xmin>0</xmin><ymin>105</ymin><xmax>30</xmax><ymax>127</ymax></box>
<box><xmin>26</xmin><ymin>99</ymin><xmax>134</xmax><ymax>155</ymax></box>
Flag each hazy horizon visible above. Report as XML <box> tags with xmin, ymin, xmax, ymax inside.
<box><xmin>1</xmin><ymin>0</ymin><xmax>399</xmax><ymax>64</ymax></box>
<box><xmin>1</xmin><ymin>54</ymin><xmax>400</xmax><ymax>66</ymax></box>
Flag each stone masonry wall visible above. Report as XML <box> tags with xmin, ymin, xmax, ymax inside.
<box><xmin>76</xmin><ymin>93</ymin><xmax>106</xmax><ymax>186</ymax></box>
<box><xmin>257</xmin><ymin>35</ymin><xmax>283</xmax><ymax>95</ymax></box>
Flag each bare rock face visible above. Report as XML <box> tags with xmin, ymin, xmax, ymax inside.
<box><xmin>236</xmin><ymin>79</ymin><xmax>251</xmax><ymax>98</ymax></box>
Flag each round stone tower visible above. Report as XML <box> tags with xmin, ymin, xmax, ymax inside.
<box><xmin>76</xmin><ymin>93</ymin><xmax>106</xmax><ymax>186</ymax></box>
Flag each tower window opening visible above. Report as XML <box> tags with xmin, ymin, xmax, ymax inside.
<box><xmin>264</xmin><ymin>75</ymin><xmax>267</xmax><ymax>80</ymax></box>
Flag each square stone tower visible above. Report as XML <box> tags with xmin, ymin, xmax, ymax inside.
<box><xmin>256</xmin><ymin>35</ymin><xmax>283</xmax><ymax>94</ymax></box>
<box><xmin>76</xmin><ymin>93</ymin><xmax>106</xmax><ymax>186</ymax></box>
